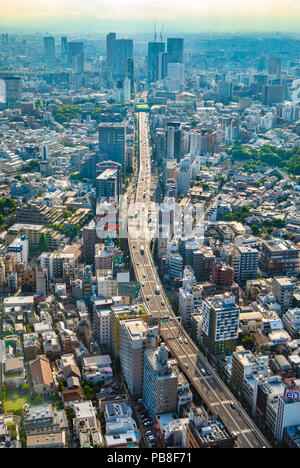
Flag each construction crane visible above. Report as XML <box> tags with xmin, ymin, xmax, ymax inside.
<box><xmin>160</xmin><ymin>24</ymin><xmax>164</xmax><ymax>42</ymax></box>
<box><xmin>154</xmin><ymin>22</ymin><xmax>157</xmax><ymax>42</ymax></box>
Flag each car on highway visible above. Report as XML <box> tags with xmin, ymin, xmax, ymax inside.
<box><xmin>185</xmin><ymin>364</ymin><xmax>189</xmax><ymax>369</ymax></box>
<box><xmin>230</xmin><ymin>402</ymin><xmax>236</xmax><ymax>409</ymax></box>
<box><xmin>142</xmin><ymin>283</ymin><xmax>145</xmax><ymax>287</ymax></box>
<box><xmin>161</xmin><ymin>301</ymin><xmax>165</xmax><ymax>306</ymax></box>
<box><xmin>146</xmin><ymin>296</ymin><xmax>150</xmax><ymax>301</ymax></box>
<box><xmin>179</xmin><ymin>337</ymin><xmax>183</xmax><ymax>344</ymax></box>
<box><xmin>184</xmin><ymin>338</ymin><xmax>188</xmax><ymax>344</ymax></box>
<box><xmin>201</xmin><ymin>368</ymin><xmax>207</xmax><ymax>376</ymax></box>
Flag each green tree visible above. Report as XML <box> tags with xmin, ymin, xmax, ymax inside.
<box><xmin>38</xmin><ymin>233</ymin><xmax>48</xmax><ymax>252</ymax></box>
<box><xmin>242</xmin><ymin>334</ymin><xmax>254</xmax><ymax>351</ymax></box>
<box><xmin>251</xmin><ymin>224</ymin><xmax>260</xmax><ymax>236</ymax></box>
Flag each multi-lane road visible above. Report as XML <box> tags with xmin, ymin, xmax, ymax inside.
<box><xmin>127</xmin><ymin>111</ymin><xmax>270</xmax><ymax>448</ymax></box>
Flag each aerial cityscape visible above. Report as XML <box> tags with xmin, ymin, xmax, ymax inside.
<box><xmin>0</xmin><ymin>0</ymin><xmax>300</xmax><ymax>453</ymax></box>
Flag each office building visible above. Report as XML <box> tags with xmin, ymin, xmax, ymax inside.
<box><xmin>169</xmin><ymin>252</ymin><xmax>184</xmax><ymax>279</ymax></box>
<box><xmin>148</xmin><ymin>42</ymin><xmax>165</xmax><ymax>83</ymax></box>
<box><xmin>167</xmin><ymin>38</ymin><xmax>184</xmax><ymax>63</ymax></box>
<box><xmin>61</xmin><ymin>37</ymin><xmax>67</xmax><ymax>56</ymax></box>
<box><xmin>143</xmin><ymin>343</ymin><xmax>178</xmax><ymax>420</ymax></box>
<box><xmin>106</xmin><ymin>32</ymin><xmax>116</xmax><ymax>68</ymax></box>
<box><xmin>120</xmin><ymin>319</ymin><xmax>158</xmax><ymax>396</ymax></box>
<box><xmin>125</xmin><ymin>58</ymin><xmax>134</xmax><ymax>96</ymax></box>
<box><xmin>82</xmin><ymin>220</ymin><xmax>98</xmax><ymax>266</ymax></box>
<box><xmin>67</xmin><ymin>41</ymin><xmax>84</xmax><ymax>67</ymax></box>
<box><xmin>268</xmin><ymin>56</ymin><xmax>282</xmax><ymax>77</ymax></box>
<box><xmin>167</xmin><ymin>62</ymin><xmax>184</xmax><ymax>86</ymax></box>
<box><xmin>96</xmin><ymin>168</ymin><xmax>119</xmax><ymax>201</ymax></box>
<box><xmin>262</xmin><ymin>84</ymin><xmax>285</xmax><ymax>105</ymax></box>
<box><xmin>166</xmin><ymin>122</ymin><xmax>181</xmax><ymax>161</ymax></box>
<box><xmin>4</xmin><ymin>76</ymin><xmax>22</xmax><ymax>109</ymax></box>
<box><xmin>98</xmin><ymin>123</ymin><xmax>126</xmax><ymax>169</ymax></box>
<box><xmin>202</xmin><ymin>294</ymin><xmax>240</xmax><ymax>355</ymax></box>
<box><xmin>72</xmin><ymin>52</ymin><xmax>84</xmax><ymax>74</ymax></box>
<box><xmin>111</xmin><ymin>38</ymin><xmax>133</xmax><ymax>79</ymax></box>
<box><xmin>217</xmin><ymin>79</ymin><xmax>233</xmax><ymax>101</ymax></box>
<box><xmin>43</xmin><ymin>37</ymin><xmax>55</xmax><ymax>61</ymax></box>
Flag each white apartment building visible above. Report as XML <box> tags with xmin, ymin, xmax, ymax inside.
<box><xmin>282</xmin><ymin>308</ymin><xmax>300</xmax><ymax>338</ymax></box>
<box><xmin>97</xmin><ymin>270</ymin><xmax>117</xmax><ymax>298</ymax></box>
<box><xmin>202</xmin><ymin>294</ymin><xmax>240</xmax><ymax>355</ymax></box>
<box><xmin>119</xmin><ymin>319</ymin><xmax>158</xmax><ymax>396</ymax></box>
<box><xmin>93</xmin><ymin>308</ymin><xmax>111</xmax><ymax>351</ymax></box>
<box><xmin>178</xmin><ymin>285</ymin><xmax>202</xmax><ymax>326</ymax></box>
<box><xmin>7</xmin><ymin>235</ymin><xmax>28</xmax><ymax>264</ymax></box>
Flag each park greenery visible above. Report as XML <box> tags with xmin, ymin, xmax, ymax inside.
<box><xmin>54</xmin><ymin>105</ymin><xmax>82</xmax><ymax>123</ymax></box>
<box><xmin>21</xmin><ymin>160</ymin><xmax>40</xmax><ymax>172</ymax></box>
<box><xmin>228</xmin><ymin>141</ymin><xmax>300</xmax><ymax>175</ymax></box>
<box><xmin>54</xmin><ymin>104</ymin><xmax>105</xmax><ymax>124</ymax></box>
<box><xmin>224</xmin><ymin>206</ymin><xmax>251</xmax><ymax>223</ymax></box>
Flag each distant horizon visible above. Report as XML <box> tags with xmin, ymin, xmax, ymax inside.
<box><xmin>0</xmin><ymin>0</ymin><xmax>300</xmax><ymax>34</ymax></box>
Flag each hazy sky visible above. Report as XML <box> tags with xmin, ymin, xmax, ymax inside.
<box><xmin>0</xmin><ymin>0</ymin><xmax>299</xmax><ymax>33</ymax></box>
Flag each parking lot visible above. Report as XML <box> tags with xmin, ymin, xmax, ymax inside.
<box><xmin>134</xmin><ymin>401</ymin><xmax>157</xmax><ymax>448</ymax></box>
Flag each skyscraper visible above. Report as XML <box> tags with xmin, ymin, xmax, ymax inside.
<box><xmin>67</xmin><ymin>41</ymin><xmax>84</xmax><ymax>67</ymax></box>
<box><xmin>125</xmin><ymin>57</ymin><xmax>135</xmax><ymax>96</ymax></box>
<box><xmin>43</xmin><ymin>37</ymin><xmax>55</xmax><ymax>61</ymax></box>
<box><xmin>167</xmin><ymin>38</ymin><xmax>184</xmax><ymax>63</ymax></box>
<box><xmin>147</xmin><ymin>42</ymin><xmax>165</xmax><ymax>83</ymax></box>
<box><xmin>262</xmin><ymin>84</ymin><xmax>285</xmax><ymax>105</ymax></box>
<box><xmin>106</xmin><ymin>32</ymin><xmax>116</xmax><ymax>68</ymax></box>
<box><xmin>4</xmin><ymin>76</ymin><xmax>22</xmax><ymax>109</ymax></box>
<box><xmin>72</xmin><ymin>53</ymin><xmax>84</xmax><ymax>74</ymax></box>
<box><xmin>61</xmin><ymin>37</ymin><xmax>68</xmax><ymax>57</ymax></box>
<box><xmin>111</xmin><ymin>39</ymin><xmax>133</xmax><ymax>79</ymax></box>
<box><xmin>98</xmin><ymin>123</ymin><xmax>126</xmax><ymax>169</ymax></box>
<box><xmin>268</xmin><ymin>56</ymin><xmax>282</xmax><ymax>77</ymax></box>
